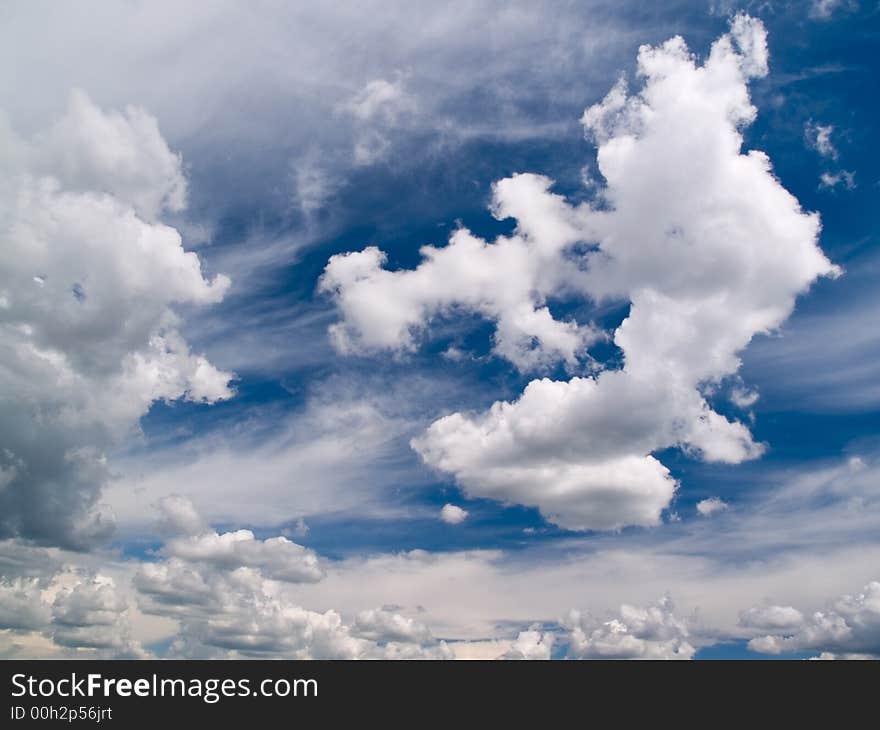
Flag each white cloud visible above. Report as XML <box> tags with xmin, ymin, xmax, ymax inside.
<box><xmin>0</xmin><ymin>578</ymin><xmax>52</xmax><ymax>631</ymax></box>
<box><xmin>498</xmin><ymin>628</ymin><xmax>554</xmax><ymax>659</ymax></box>
<box><xmin>35</xmin><ymin>89</ymin><xmax>187</xmax><ymax>221</ymax></box>
<box><xmin>7</xmin><ymin>449</ymin><xmax>880</xmax><ymax>658</ymax></box>
<box><xmin>440</xmin><ymin>504</ymin><xmax>468</xmax><ymax>524</ymax></box>
<box><xmin>164</xmin><ymin>529</ymin><xmax>324</xmax><ymax>584</ymax></box>
<box><xmin>805</xmin><ymin>120</ymin><xmax>838</xmax><ymax>160</ymax></box>
<box><xmin>804</xmin><ymin>121</ymin><xmax>856</xmax><ymax>191</ymax></box>
<box><xmin>353</xmin><ymin>607</ymin><xmax>433</xmax><ymax>643</ymax></box>
<box><xmin>152</xmin><ymin>496</ymin><xmax>325</xmax><ymax>583</ymax></box>
<box><xmin>0</xmin><ymin>91</ymin><xmax>232</xmax><ymax>548</ymax></box>
<box><xmin>106</xmin><ymin>386</ymin><xmax>433</xmax><ymax>532</ymax></box>
<box><xmin>748</xmin><ymin>580</ymin><xmax>880</xmax><ymax>658</ymax></box>
<box><xmin>342</xmin><ymin>76</ymin><xmax>415</xmax><ymax>166</ymax></box>
<box><xmin>403</xmin><ymin>16</ymin><xmax>837</xmax><ymax>531</ymax></box>
<box><xmin>739</xmin><ymin>604</ymin><xmax>804</xmax><ymax>631</ymax></box>
<box><xmin>50</xmin><ymin>574</ymin><xmax>146</xmax><ymax>656</ymax></box>
<box><xmin>155</xmin><ymin>494</ymin><xmax>206</xmax><ymax>537</ymax></box>
<box><xmin>135</xmin><ymin>534</ymin><xmax>449</xmax><ymax>659</ymax></box>
<box><xmin>730</xmin><ymin>386</ymin><xmax>759</xmax><ymax>409</ymax></box>
<box><xmin>0</xmin><ymin>567</ymin><xmax>148</xmax><ymax>658</ymax></box>
<box><xmin>819</xmin><ymin>170</ymin><xmax>856</xmax><ymax>190</ymax></box>
<box><xmin>696</xmin><ymin>497</ymin><xmax>729</xmax><ymax>517</ymax></box>
<box><xmin>565</xmin><ymin>596</ymin><xmax>695</xmax><ymax>659</ymax></box>
<box><xmin>137</xmin><ymin>564</ymin><xmax>375</xmax><ymax>658</ymax></box>
<box><xmin>320</xmin><ymin>175</ymin><xmax>601</xmax><ymax>372</ymax></box>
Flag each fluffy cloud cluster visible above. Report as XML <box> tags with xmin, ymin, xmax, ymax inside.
<box><xmin>0</xmin><ymin>572</ymin><xmax>145</xmax><ymax>658</ymax></box>
<box><xmin>136</xmin><ymin>562</ymin><xmax>451</xmax><ymax>659</ymax></box>
<box><xmin>747</xmin><ymin>581</ymin><xmax>880</xmax><ymax>659</ymax></box>
<box><xmin>440</xmin><ymin>503</ymin><xmax>468</xmax><ymax>524</ymax></box>
<box><xmin>136</xmin><ymin>499</ymin><xmax>450</xmax><ymax>658</ymax></box>
<box><xmin>163</xmin><ymin>533</ymin><xmax>324</xmax><ymax>587</ymax></box>
<box><xmin>324</xmin><ymin>16</ymin><xmax>838</xmax><ymax>531</ymax></box>
<box><xmin>696</xmin><ymin>497</ymin><xmax>729</xmax><ymax>517</ymax></box>
<box><xmin>498</xmin><ymin>629</ymin><xmax>555</xmax><ymax>660</ymax></box>
<box><xmin>0</xmin><ymin>92</ymin><xmax>232</xmax><ymax>547</ymax></box>
<box><xmin>320</xmin><ymin>173</ymin><xmax>600</xmax><ymax>372</ymax></box>
<box><xmin>565</xmin><ymin>596</ymin><xmax>695</xmax><ymax>659</ymax></box>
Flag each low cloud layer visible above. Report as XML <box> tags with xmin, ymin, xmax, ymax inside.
<box><xmin>747</xmin><ymin>580</ymin><xmax>880</xmax><ymax>658</ymax></box>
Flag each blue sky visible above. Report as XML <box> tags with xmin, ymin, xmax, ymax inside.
<box><xmin>1</xmin><ymin>1</ymin><xmax>879</xmax><ymax>660</ymax></box>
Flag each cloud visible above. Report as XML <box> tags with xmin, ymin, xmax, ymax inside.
<box><xmin>0</xmin><ymin>578</ymin><xmax>52</xmax><ymax>631</ymax></box>
<box><xmin>498</xmin><ymin>629</ymin><xmax>554</xmax><ymax>659</ymax></box>
<box><xmin>393</xmin><ymin>16</ymin><xmax>837</xmax><ymax>531</ymax></box>
<box><xmin>163</xmin><ymin>529</ymin><xmax>324</xmax><ymax>584</ymax></box>
<box><xmin>565</xmin><ymin>596</ymin><xmax>695</xmax><ymax>659</ymax></box>
<box><xmin>34</xmin><ymin>89</ymin><xmax>187</xmax><ymax>221</ymax></box>
<box><xmin>353</xmin><ymin>607</ymin><xmax>433</xmax><ymax>643</ymax></box>
<box><xmin>440</xmin><ymin>504</ymin><xmax>468</xmax><ymax>524</ymax></box>
<box><xmin>342</xmin><ymin>76</ymin><xmax>417</xmax><ymax>165</ymax></box>
<box><xmin>50</xmin><ymin>574</ymin><xmax>146</xmax><ymax>656</ymax></box>
<box><xmin>805</xmin><ymin>120</ymin><xmax>856</xmax><ymax>191</ymax></box>
<box><xmin>134</xmin><ymin>521</ymin><xmax>450</xmax><ymax>658</ymax></box>
<box><xmin>0</xmin><ymin>568</ymin><xmax>147</xmax><ymax>658</ymax></box>
<box><xmin>0</xmin><ymin>91</ymin><xmax>232</xmax><ymax>548</ymax></box>
<box><xmin>696</xmin><ymin>497</ymin><xmax>729</xmax><ymax>517</ymax></box>
<box><xmin>819</xmin><ymin>170</ymin><xmax>856</xmax><ymax>190</ymax></box>
<box><xmin>155</xmin><ymin>494</ymin><xmax>206</xmax><ymax>537</ymax></box>
<box><xmin>748</xmin><ymin>580</ymin><xmax>880</xmax><ymax>658</ymax></box>
<box><xmin>320</xmin><ymin>173</ymin><xmax>602</xmax><ymax>372</ymax></box>
<box><xmin>805</xmin><ymin>120</ymin><xmax>838</xmax><ymax>160</ymax></box>
<box><xmin>7</xmin><ymin>449</ymin><xmax>880</xmax><ymax>658</ymax></box>
<box><xmin>739</xmin><ymin>604</ymin><xmax>804</xmax><ymax>631</ymax></box>
<box><xmin>809</xmin><ymin>0</ymin><xmax>858</xmax><ymax>20</ymax></box>
<box><xmin>345</xmin><ymin>78</ymin><xmax>411</xmax><ymax>123</ymax></box>
<box><xmin>136</xmin><ymin>562</ymin><xmax>373</xmax><ymax>658</ymax></box>
<box><xmin>106</xmin><ymin>383</ymin><xmax>438</xmax><ymax>532</ymax></box>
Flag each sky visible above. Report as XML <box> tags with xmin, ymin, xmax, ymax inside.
<box><xmin>1</xmin><ymin>0</ymin><xmax>879</xmax><ymax>660</ymax></box>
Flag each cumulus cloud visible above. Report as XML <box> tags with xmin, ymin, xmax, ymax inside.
<box><xmin>0</xmin><ymin>569</ymin><xmax>146</xmax><ymax>658</ymax></box>
<box><xmin>134</xmin><ymin>502</ymin><xmax>450</xmax><ymax>658</ymax></box>
<box><xmin>155</xmin><ymin>494</ymin><xmax>206</xmax><ymax>537</ymax></box>
<box><xmin>320</xmin><ymin>175</ymin><xmax>601</xmax><ymax>372</ymax></box>
<box><xmin>50</xmin><ymin>574</ymin><xmax>146</xmax><ymax>656</ymax></box>
<box><xmin>748</xmin><ymin>581</ymin><xmax>880</xmax><ymax>658</ymax></box>
<box><xmin>353</xmin><ymin>607</ymin><xmax>433</xmax><ymax>643</ymax></box>
<box><xmin>696</xmin><ymin>497</ymin><xmax>729</xmax><ymax>517</ymax></box>
<box><xmin>0</xmin><ymin>578</ymin><xmax>52</xmax><ymax>631</ymax></box>
<box><xmin>136</xmin><ymin>558</ymin><xmax>450</xmax><ymax>659</ymax></box>
<box><xmin>0</xmin><ymin>91</ymin><xmax>232</xmax><ymax>548</ymax></box>
<box><xmin>498</xmin><ymin>628</ymin><xmax>555</xmax><ymax>660</ymax></box>
<box><xmin>323</xmin><ymin>16</ymin><xmax>838</xmax><ymax>532</ymax></box>
<box><xmin>739</xmin><ymin>604</ymin><xmax>804</xmax><ymax>631</ymax></box>
<box><xmin>163</xmin><ymin>529</ymin><xmax>324</xmax><ymax>584</ymax></box>
<box><xmin>565</xmin><ymin>596</ymin><xmax>695</xmax><ymax>659</ymax></box>
<box><xmin>440</xmin><ymin>504</ymin><xmax>468</xmax><ymax>524</ymax></box>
